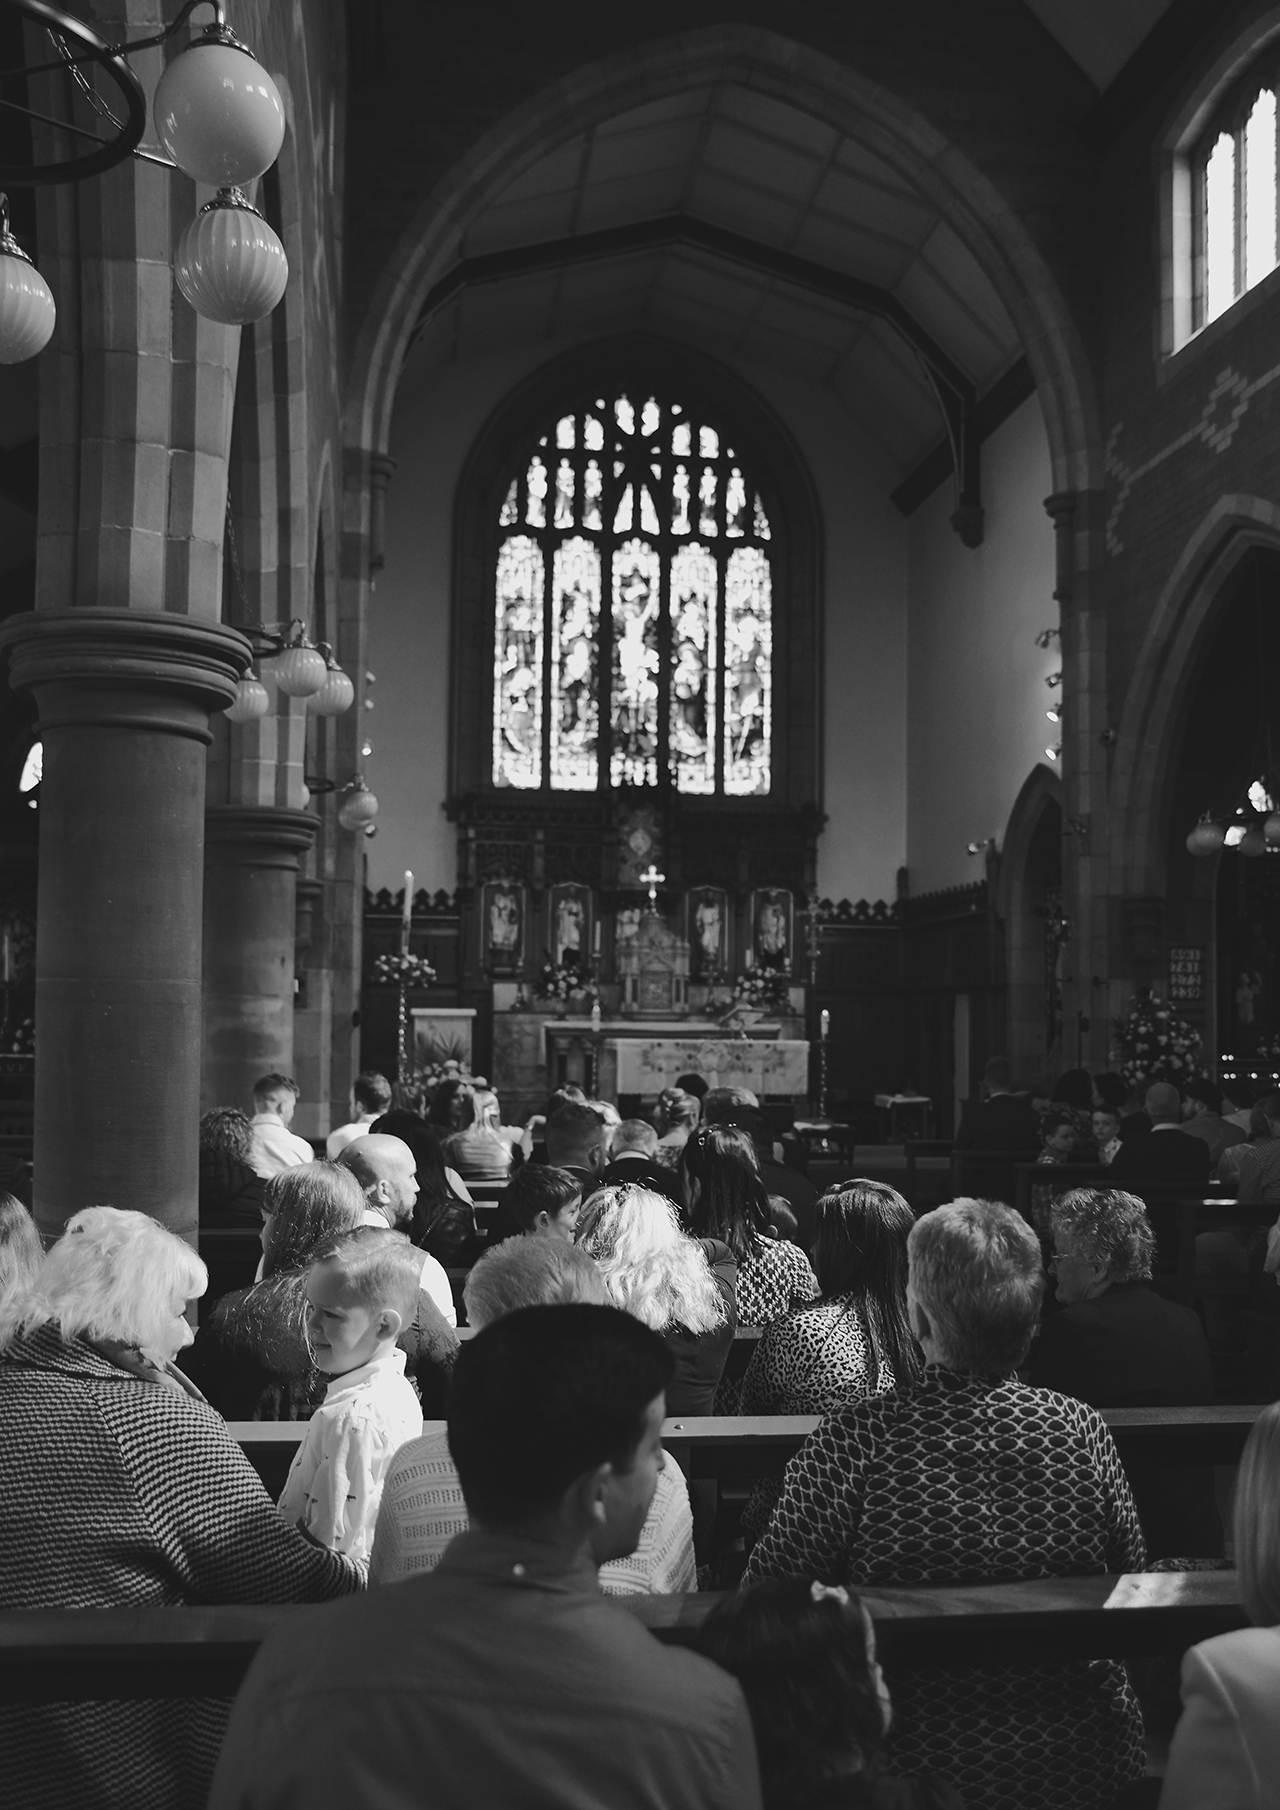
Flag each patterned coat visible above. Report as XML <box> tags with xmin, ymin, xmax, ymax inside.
<box><xmin>0</xmin><ymin>1322</ymin><xmax>363</xmax><ymax>1810</ymax></box>
<box><xmin>744</xmin><ymin>1366</ymin><xmax>1147</xmax><ymax>1810</ymax></box>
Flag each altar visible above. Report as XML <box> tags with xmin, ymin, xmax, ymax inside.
<box><xmin>610</xmin><ymin>1035</ymin><xmax>809</xmax><ymax>1096</ymax></box>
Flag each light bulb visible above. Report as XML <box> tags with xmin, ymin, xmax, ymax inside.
<box><xmin>337</xmin><ymin>780</ymin><xmax>378</xmax><ymax>830</ymax></box>
<box><xmin>175</xmin><ymin>190</ymin><xmax>287</xmax><ymax>326</ymax></box>
<box><xmin>153</xmin><ymin>29</ymin><xmax>285</xmax><ymax>188</ymax></box>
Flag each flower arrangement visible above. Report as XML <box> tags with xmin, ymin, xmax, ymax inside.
<box><xmin>396</xmin><ymin>1041</ymin><xmax>484</xmax><ymax>1116</ymax></box>
<box><xmin>732</xmin><ymin>969</ymin><xmax>791</xmax><ymax>1012</ymax></box>
<box><xmin>533</xmin><ymin>953</ymin><xmax>587</xmax><ymax>1003</ymax></box>
<box><xmin>372</xmin><ymin>951</ymin><xmax>437</xmax><ymax>988</ymax></box>
<box><xmin>1112</xmin><ymin>993</ymin><xmax>1202</xmax><ymax>1088</ymax></box>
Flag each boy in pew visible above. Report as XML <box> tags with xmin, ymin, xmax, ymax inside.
<box><xmin>277</xmin><ymin>1226</ymin><xmax>423</xmax><ymax>1562</ymax></box>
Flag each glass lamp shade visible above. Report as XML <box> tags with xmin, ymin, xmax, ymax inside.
<box><xmin>153</xmin><ymin>34</ymin><xmax>286</xmax><ymax>188</ymax></box>
<box><xmin>1264</xmin><ymin>811</ymin><xmax>1280</xmax><ymax>846</ymax></box>
<box><xmin>1239</xmin><ymin>826</ymin><xmax>1268</xmax><ymax>858</ymax></box>
<box><xmin>272</xmin><ymin>643</ymin><xmax>327</xmax><ymax>698</ymax></box>
<box><xmin>175</xmin><ymin>192</ymin><xmax>288</xmax><ymax>326</ymax></box>
<box><xmin>224</xmin><ymin>675</ymin><xmax>270</xmax><ymax>723</ymax></box>
<box><xmin>0</xmin><ymin>247</ymin><xmax>55</xmax><ymax>364</ymax></box>
<box><xmin>308</xmin><ymin>668</ymin><xmax>355</xmax><ymax>716</ymax></box>
<box><xmin>337</xmin><ymin>780</ymin><xmax>379</xmax><ymax>831</ymax></box>
<box><xmin>1186</xmin><ymin>817</ymin><xmax>1226</xmax><ymax>856</ymax></box>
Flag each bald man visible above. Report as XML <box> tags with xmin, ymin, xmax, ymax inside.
<box><xmin>338</xmin><ymin>1134</ymin><xmax>458</xmax><ymax>1327</ymax></box>
<box><xmin>1109</xmin><ymin>1082</ymin><xmax>1211</xmax><ymax>1189</ymax></box>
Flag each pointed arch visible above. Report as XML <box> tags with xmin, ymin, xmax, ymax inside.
<box><xmin>998</xmin><ymin>763</ymin><xmax>1064</xmax><ymax>1080</ymax></box>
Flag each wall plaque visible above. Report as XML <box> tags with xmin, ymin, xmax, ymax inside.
<box><xmin>1168</xmin><ymin>946</ymin><xmax>1203</xmax><ymax>1002</ymax></box>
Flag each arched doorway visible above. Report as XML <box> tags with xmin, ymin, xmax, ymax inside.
<box><xmin>999</xmin><ymin>764</ymin><xmax>1064</xmax><ymax>1084</ymax></box>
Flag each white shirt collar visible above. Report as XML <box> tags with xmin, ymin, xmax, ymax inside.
<box><xmin>1151</xmin><ymin>1121</ymin><xmax>1181</xmax><ymax>1132</ymax></box>
<box><xmin>322</xmin><ymin>1346</ymin><xmax>407</xmax><ymax>1404</ymax></box>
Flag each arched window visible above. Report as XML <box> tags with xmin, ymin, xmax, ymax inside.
<box><xmin>1195</xmin><ymin>58</ymin><xmax>1280</xmax><ymax>330</ymax></box>
<box><xmin>491</xmin><ymin>386</ymin><xmax>775</xmax><ymax>797</ymax></box>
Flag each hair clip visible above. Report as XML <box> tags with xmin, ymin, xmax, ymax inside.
<box><xmin>810</xmin><ymin>1581</ymin><xmax>850</xmax><ymax>1606</ymax></box>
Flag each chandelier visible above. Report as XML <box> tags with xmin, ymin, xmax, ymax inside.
<box><xmin>0</xmin><ymin>0</ymin><xmax>287</xmax><ymax>363</ymax></box>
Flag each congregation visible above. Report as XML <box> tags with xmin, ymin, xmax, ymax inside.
<box><xmin>1</xmin><ymin>1059</ymin><xmax>1280</xmax><ymax>1809</ymax></box>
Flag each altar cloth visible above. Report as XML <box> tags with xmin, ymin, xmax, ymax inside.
<box><xmin>611</xmin><ymin>1037</ymin><xmax>809</xmax><ymax>1095</ymax></box>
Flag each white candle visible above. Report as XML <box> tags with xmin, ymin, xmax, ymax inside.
<box><xmin>402</xmin><ymin>871</ymin><xmax>414</xmax><ymax>931</ymax></box>
<box><xmin>820</xmin><ymin>1009</ymin><xmax>830</xmax><ymax>1041</ymax></box>
<box><xmin>593</xmin><ymin>920</ymin><xmax>601</xmax><ymax>955</ymax></box>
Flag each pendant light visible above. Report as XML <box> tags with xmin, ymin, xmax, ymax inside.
<box><xmin>174</xmin><ymin>188</ymin><xmax>288</xmax><ymax>326</ymax></box>
<box><xmin>0</xmin><ymin>195</ymin><xmax>55</xmax><ymax>364</ymax></box>
<box><xmin>152</xmin><ymin>18</ymin><xmax>286</xmax><ymax>188</ymax></box>
<box><xmin>336</xmin><ymin>777</ymin><xmax>379</xmax><ymax>831</ymax></box>
<box><xmin>223</xmin><ymin>675</ymin><xmax>270</xmax><ymax>723</ymax></box>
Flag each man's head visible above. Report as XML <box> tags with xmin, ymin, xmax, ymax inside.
<box><xmin>448</xmin><ymin>1303</ymin><xmax>674</xmax><ymax>1561</ymax></box>
<box><xmin>907</xmin><ymin>1198</ymin><xmax>1044</xmax><ymax>1374</ymax></box>
<box><xmin>702</xmin><ymin>1086</ymin><xmax>759</xmax><ymax>1126</ymax></box>
<box><xmin>673</xmin><ymin>1072</ymin><xmax>709</xmax><ymax>1101</ymax></box>
<box><xmin>303</xmin><ymin>1226</ymin><xmax>421</xmax><ymax>1376</ymax></box>
<box><xmin>982</xmin><ymin>1055</ymin><xmax>1013</xmax><ymax>1097</ymax></box>
<box><xmin>544</xmin><ymin>1101</ymin><xmax>609</xmax><ymax>1175</ymax></box>
<box><xmin>1145</xmin><ymin>1081</ymin><xmax>1182</xmax><ymax>1125</ymax></box>
<box><xmin>1181</xmin><ymin>1077</ymin><xmax>1223</xmax><ymax>1119</ymax></box>
<box><xmin>253</xmin><ymin>1072</ymin><xmax>300</xmax><ymax>1124</ymax></box>
<box><xmin>464</xmin><ymin>1236</ymin><xmax>608</xmax><ymax>1327</ymax></box>
<box><xmin>611</xmin><ymin>1118</ymin><xmax>659</xmax><ymax>1160</ymax></box>
<box><xmin>504</xmin><ymin>1164</ymin><xmax>582</xmax><ymax>1241</ymax></box>
<box><xmin>336</xmin><ymin>1133</ymin><xmax>419</xmax><ymax>1227</ymax></box>
<box><xmin>351</xmin><ymin>1070</ymin><xmax>393</xmax><ymax>1117</ymax></box>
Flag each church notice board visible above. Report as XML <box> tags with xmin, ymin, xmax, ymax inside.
<box><xmin>1168</xmin><ymin>947</ymin><xmax>1203</xmax><ymax>1002</ymax></box>
<box><xmin>610</xmin><ymin>1038</ymin><xmax>809</xmax><ymax>1095</ymax></box>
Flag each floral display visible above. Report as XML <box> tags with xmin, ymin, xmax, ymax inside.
<box><xmin>731</xmin><ymin>969</ymin><xmax>791</xmax><ymax>1012</ymax></box>
<box><xmin>533</xmin><ymin>953</ymin><xmax>588</xmax><ymax>1003</ymax></box>
<box><xmin>1112</xmin><ymin>993</ymin><xmax>1202</xmax><ymax>1088</ymax></box>
<box><xmin>372</xmin><ymin>951</ymin><xmax>437</xmax><ymax>988</ymax></box>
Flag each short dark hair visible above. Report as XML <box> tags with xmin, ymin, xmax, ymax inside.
<box><xmin>352</xmin><ymin>1070</ymin><xmax>393</xmax><ymax>1114</ymax></box>
<box><xmin>697</xmin><ymin>1578</ymin><xmax>889</xmax><ymax>1805</ymax></box>
<box><xmin>254</xmin><ymin>1072</ymin><xmax>299</xmax><ymax>1103</ymax></box>
<box><xmin>544</xmin><ymin>1101</ymin><xmax>606</xmax><ymax>1165</ymax></box>
<box><xmin>448</xmin><ymin>1304</ymin><xmax>674</xmax><ymax>1528</ymax></box>
<box><xmin>702</xmin><ymin>1086</ymin><xmax>759</xmax><ymax>1125</ymax></box>
<box><xmin>674</xmin><ymin>1072</ymin><xmax>710</xmax><ymax>1100</ymax></box>
<box><xmin>199</xmin><ymin>1106</ymin><xmax>254</xmax><ymax>1163</ymax></box>
<box><xmin>1185</xmin><ymin>1076</ymin><xmax>1223</xmax><ymax>1114</ymax></box>
<box><xmin>504</xmin><ymin>1164</ymin><xmax>582</xmax><ymax>1233</ymax></box>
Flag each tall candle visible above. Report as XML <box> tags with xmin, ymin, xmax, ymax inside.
<box><xmin>820</xmin><ymin>1008</ymin><xmax>830</xmax><ymax>1041</ymax></box>
<box><xmin>593</xmin><ymin>919</ymin><xmax>601</xmax><ymax>956</ymax></box>
<box><xmin>401</xmin><ymin>870</ymin><xmax>413</xmax><ymax>955</ymax></box>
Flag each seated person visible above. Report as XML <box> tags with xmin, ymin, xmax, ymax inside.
<box><xmin>1179</xmin><ymin>1077</ymin><xmax>1246</xmax><ymax>1170</ymax></box>
<box><xmin>954</xmin><ymin>1055</ymin><xmax>1041</xmax><ymax>1153</ymax></box>
<box><xmin>1109</xmin><ymin>1083</ymin><xmax>1211</xmax><ymax>1188</ymax></box>
<box><xmin>698</xmin><ymin>1577</ymin><xmax>962</xmax><ymax>1810</ymax></box>
<box><xmin>337</xmin><ymin>1133</ymin><xmax>458</xmax><ymax>1327</ymax></box>
<box><xmin>443</xmin><ymin>1088</ymin><xmax>516</xmax><ymax>1183</ymax></box>
<box><xmin>0</xmin><ymin>1193</ymin><xmax>39</xmax><ymax>1319</ymax></box>
<box><xmin>1029</xmin><ymin>1188</ymin><xmax>1220</xmax><ymax>1557</ymax></box>
<box><xmin>488</xmin><ymin>1163</ymin><xmax>582</xmax><ymax>1245</ymax></box>
<box><xmin>0</xmin><ymin>1208</ymin><xmax>362</xmax><ymax>1810</ymax></box>
<box><xmin>746</xmin><ymin>1198</ymin><xmax>1147</xmax><ymax>1810</ymax></box>
<box><xmin>368</xmin><ymin>1107</ymin><xmax>479</xmax><ymax>1268</ymax></box>
<box><xmin>1160</xmin><ymin>1401</ymin><xmax>1280</xmax><ymax>1809</ymax></box>
<box><xmin>653</xmin><ymin>1087</ymin><xmax>702</xmax><ymax>1167</ymax></box>
<box><xmin>249</xmin><ymin>1071</ymin><xmax>315</xmax><ymax>1177</ymax></box>
<box><xmin>198</xmin><ymin>1106</ymin><xmax>267</xmax><ymax>1226</ymax></box>
<box><xmin>739</xmin><ymin>1109</ymin><xmax>819</xmax><ymax>1254</ymax></box>
<box><xmin>521</xmin><ymin>1082</ymin><xmax>587</xmax><ymax>1165</ymax></box>
<box><xmin>326</xmin><ymin>1069</ymin><xmax>393</xmax><ymax>1159</ymax></box>
<box><xmin>1233</xmin><ymin>1091</ymin><xmax>1280</xmax><ymax>1203</ymax></box>
<box><xmin>674</xmin><ymin>1071</ymin><xmax>710</xmax><ymax>1103</ymax></box>
<box><xmin>1216</xmin><ymin>1098</ymin><xmax>1275</xmax><ymax>1186</ymax></box>
<box><xmin>680</xmin><ymin>1124</ymin><xmax>818</xmax><ymax>1330</ymax></box>
<box><xmin>599</xmin><ymin>1118</ymin><xmax>685</xmax><ymax>1208</ymax></box>
<box><xmin>371</xmin><ymin>1236</ymin><xmax>696</xmax><ymax>1597</ymax></box>
<box><xmin>1091</xmin><ymin>1106</ymin><xmax>1122</xmax><ymax>1166</ymax></box>
<box><xmin>278</xmin><ymin>1228</ymin><xmax>424</xmax><ymax>1563</ymax></box>
<box><xmin>544</xmin><ymin>1099</ymin><xmax>610</xmax><ymax>1189</ymax></box>
<box><xmin>211</xmin><ymin>1305</ymin><xmax>760</xmax><ymax>1810</ymax></box>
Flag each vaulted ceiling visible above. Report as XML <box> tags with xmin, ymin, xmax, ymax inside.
<box><xmin>406</xmin><ymin>82</ymin><xmax>1023</xmax><ymax>480</ymax></box>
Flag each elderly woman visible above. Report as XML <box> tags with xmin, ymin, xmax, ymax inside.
<box><xmin>746</xmin><ymin>1197</ymin><xmax>1146</xmax><ymax>1810</ymax></box>
<box><xmin>0</xmin><ymin>1191</ymin><xmax>40</xmax><ymax>1317</ymax></box>
<box><xmin>576</xmin><ymin>1182</ymin><xmax>735</xmax><ymax>1416</ymax></box>
<box><xmin>0</xmin><ymin>1207</ymin><xmax>361</xmax><ymax>1810</ymax></box>
<box><xmin>1030</xmin><ymin>1187</ymin><xmax>1219</xmax><ymax>1557</ymax></box>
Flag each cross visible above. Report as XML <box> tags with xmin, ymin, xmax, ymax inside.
<box><xmin>639</xmin><ymin>863</ymin><xmax>665</xmax><ymax>907</ymax></box>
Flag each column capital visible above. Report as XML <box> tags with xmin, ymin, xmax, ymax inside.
<box><xmin>0</xmin><ymin>610</ymin><xmax>251</xmax><ymax>744</ymax></box>
<box><xmin>205</xmin><ymin>805</ymin><xmax>320</xmax><ymax>866</ymax></box>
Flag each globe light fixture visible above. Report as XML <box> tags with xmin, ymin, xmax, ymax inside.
<box><xmin>336</xmin><ymin>777</ymin><xmax>379</xmax><ymax>831</ymax></box>
<box><xmin>1239</xmin><ymin>826</ymin><xmax>1268</xmax><ymax>858</ymax></box>
<box><xmin>224</xmin><ymin>675</ymin><xmax>269</xmax><ymax>723</ymax></box>
<box><xmin>152</xmin><ymin>16</ymin><xmax>286</xmax><ymax>189</ymax></box>
<box><xmin>0</xmin><ymin>195</ymin><xmax>55</xmax><ymax>365</ymax></box>
<box><xmin>308</xmin><ymin>662</ymin><xmax>355</xmax><ymax>718</ymax></box>
<box><xmin>272</xmin><ymin>642</ymin><xmax>327</xmax><ymax>699</ymax></box>
<box><xmin>1185</xmin><ymin>815</ymin><xmax>1226</xmax><ymax>857</ymax></box>
<box><xmin>174</xmin><ymin>189</ymin><xmax>288</xmax><ymax>326</ymax></box>
<box><xmin>1265</xmin><ymin>811</ymin><xmax>1280</xmax><ymax>846</ymax></box>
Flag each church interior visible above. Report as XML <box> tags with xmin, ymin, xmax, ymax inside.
<box><xmin>3</xmin><ymin>3</ymin><xmax>1280</xmax><ymax>1807</ymax></box>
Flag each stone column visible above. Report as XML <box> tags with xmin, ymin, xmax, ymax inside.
<box><xmin>202</xmin><ymin>805</ymin><xmax>319</xmax><ymax>1112</ymax></box>
<box><xmin>0</xmin><ymin>611</ymin><xmax>248</xmax><ymax>1243</ymax></box>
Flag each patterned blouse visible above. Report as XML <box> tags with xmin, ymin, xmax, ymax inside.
<box><xmin>745</xmin><ymin>1366</ymin><xmax>1147</xmax><ymax>1810</ymax></box>
<box><xmin>735</xmin><ymin>1235</ymin><xmax>820</xmax><ymax>1328</ymax></box>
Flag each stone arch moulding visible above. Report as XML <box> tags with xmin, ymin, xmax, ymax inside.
<box><xmin>449</xmin><ymin>330</ymin><xmax>823</xmax><ymax>812</ymax></box>
<box><xmin>1110</xmin><ymin>495</ymin><xmax>1280</xmax><ymax>900</ymax></box>
<box><xmin>997</xmin><ymin>763</ymin><xmax>1064</xmax><ymax>1080</ymax></box>
<box><xmin>342</xmin><ymin>23</ymin><xmax>1102</xmax><ymax>504</ymax></box>
<box><xmin>996</xmin><ymin>763</ymin><xmax>1064</xmax><ymax>924</ymax></box>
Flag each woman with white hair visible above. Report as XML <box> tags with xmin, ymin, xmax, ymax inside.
<box><xmin>0</xmin><ymin>1207</ymin><xmax>362</xmax><ymax>1810</ymax></box>
<box><xmin>746</xmin><ymin>1197</ymin><xmax>1146</xmax><ymax>1810</ymax></box>
<box><xmin>576</xmin><ymin>1182</ymin><xmax>736</xmax><ymax>1415</ymax></box>
<box><xmin>1160</xmin><ymin>1399</ymin><xmax>1280</xmax><ymax>1807</ymax></box>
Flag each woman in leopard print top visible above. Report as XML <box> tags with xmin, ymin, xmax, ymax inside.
<box><xmin>746</xmin><ymin>1198</ymin><xmax>1147</xmax><ymax>1810</ymax></box>
<box><xmin>680</xmin><ymin>1123</ymin><xmax>818</xmax><ymax>1327</ymax></box>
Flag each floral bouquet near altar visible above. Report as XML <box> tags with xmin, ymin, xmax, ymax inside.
<box><xmin>732</xmin><ymin>969</ymin><xmax>791</xmax><ymax>1013</ymax></box>
<box><xmin>372</xmin><ymin>951</ymin><xmax>437</xmax><ymax>988</ymax></box>
<box><xmin>533</xmin><ymin>953</ymin><xmax>585</xmax><ymax>1003</ymax></box>
<box><xmin>1112</xmin><ymin>993</ymin><xmax>1202</xmax><ymax>1088</ymax></box>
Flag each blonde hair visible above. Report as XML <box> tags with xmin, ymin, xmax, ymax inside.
<box><xmin>0</xmin><ymin>1193</ymin><xmax>41</xmax><ymax>1314</ymax></box>
<box><xmin>576</xmin><ymin>1184</ymin><xmax>726</xmax><ymax>1337</ymax></box>
<box><xmin>1236</xmin><ymin>1401</ymin><xmax>1280</xmax><ymax>1626</ymax></box>
<box><xmin>0</xmin><ymin>1206</ymin><xmax>206</xmax><ymax>1353</ymax></box>
<box><xmin>308</xmin><ymin>1226</ymin><xmax>422</xmax><ymax>1329</ymax></box>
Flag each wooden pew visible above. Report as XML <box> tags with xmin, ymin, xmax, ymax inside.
<box><xmin>0</xmin><ymin>1573</ymin><xmax>1245</xmax><ymax>1704</ymax></box>
<box><xmin>230</xmin><ymin>1403</ymin><xmax>1264</xmax><ymax>1498</ymax></box>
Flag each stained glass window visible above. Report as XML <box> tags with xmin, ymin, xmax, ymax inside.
<box><xmin>491</xmin><ymin>386</ymin><xmax>774</xmax><ymax>794</ymax></box>
<box><xmin>1196</xmin><ymin>74</ymin><xmax>1280</xmax><ymax>332</ymax></box>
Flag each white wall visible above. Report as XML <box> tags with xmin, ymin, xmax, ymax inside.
<box><xmin>370</xmin><ymin>341</ymin><xmax>910</xmax><ymax>905</ymax></box>
<box><xmin>905</xmin><ymin>396</ymin><xmax>1058</xmax><ymax>896</ymax></box>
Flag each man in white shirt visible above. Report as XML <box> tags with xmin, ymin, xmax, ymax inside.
<box><xmin>249</xmin><ymin>1074</ymin><xmax>315</xmax><ymax>1178</ymax></box>
<box><xmin>337</xmin><ymin>1134</ymin><xmax>458</xmax><ymax>1328</ymax></box>
<box><xmin>326</xmin><ymin>1070</ymin><xmax>393</xmax><ymax>1159</ymax></box>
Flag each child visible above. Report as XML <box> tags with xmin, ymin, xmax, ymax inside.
<box><xmin>1031</xmin><ymin>1111</ymin><xmax>1079</xmax><ymax>1248</ymax></box>
<box><xmin>278</xmin><ymin>1226</ymin><xmax>423</xmax><ymax>1561</ymax></box>
<box><xmin>1092</xmin><ymin>1105</ymin><xmax>1123</xmax><ymax>1165</ymax></box>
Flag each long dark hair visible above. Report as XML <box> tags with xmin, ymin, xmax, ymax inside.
<box><xmin>370</xmin><ymin>1109</ymin><xmax>463</xmax><ymax>1246</ymax></box>
<box><xmin>813</xmin><ymin>1180</ymin><xmax>920</xmax><ymax>1388</ymax></box>
<box><xmin>679</xmin><ymin>1123</ymin><xmax>771</xmax><ymax>1262</ymax></box>
<box><xmin>1052</xmin><ymin>1068</ymin><xmax>1094</xmax><ymax>1111</ymax></box>
<box><xmin>261</xmin><ymin>1162</ymin><xmax>367</xmax><ymax>1278</ymax></box>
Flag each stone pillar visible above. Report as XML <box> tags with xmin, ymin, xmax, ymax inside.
<box><xmin>0</xmin><ymin>611</ymin><xmax>249</xmax><ymax>1243</ymax></box>
<box><xmin>201</xmin><ymin>806</ymin><xmax>319</xmax><ymax>1113</ymax></box>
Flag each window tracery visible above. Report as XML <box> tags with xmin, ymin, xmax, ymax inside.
<box><xmin>1196</xmin><ymin>61</ymin><xmax>1280</xmax><ymax>330</ymax></box>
